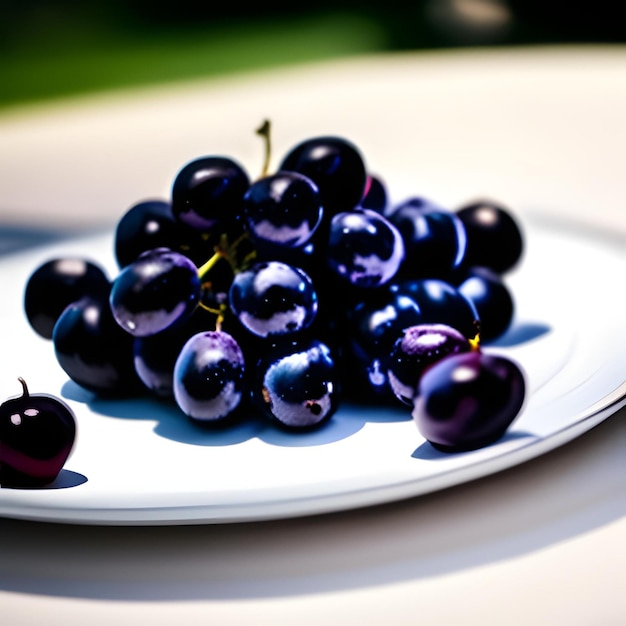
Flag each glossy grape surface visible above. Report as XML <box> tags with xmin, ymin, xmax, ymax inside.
<box><xmin>110</xmin><ymin>248</ymin><xmax>201</xmax><ymax>337</ymax></box>
<box><xmin>228</xmin><ymin>261</ymin><xmax>318</xmax><ymax>338</ymax></box>
<box><xmin>173</xmin><ymin>331</ymin><xmax>246</xmax><ymax>422</ymax></box>
<box><xmin>458</xmin><ymin>266</ymin><xmax>515</xmax><ymax>342</ymax></box>
<box><xmin>24</xmin><ymin>257</ymin><xmax>110</xmax><ymax>339</ymax></box>
<box><xmin>0</xmin><ymin>378</ymin><xmax>76</xmax><ymax>487</ymax></box>
<box><xmin>255</xmin><ymin>339</ymin><xmax>338</xmax><ymax>429</ymax></box>
<box><xmin>327</xmin><ymin>208</ymin><xmax>405</xmax><ymax>288</ymax></box>
<box><xmin>388</xmin><ymin>324</ymin><xmax>472</xmax><ymax>406</ymax></box>
<box><xmin>456</xmin><ymin>200</ymin><xmax>523</xmax><ymax>274</ymax></box>
<box><xmin>279</xmin><ymin>136</ymin><xmax>367</xmax><ymax>217</ymax></box>
<box><xmin>413</xmin><ymin>351</ymin><xmax>525</xmax><ymax>452</ymax></box>
<box><xmin>171</xmin><ymin>156</ymin><xmax>250</xmax><ymax>231</ymax></box>
<box><xmin>243</xmin><ymin>171</ymin><xmax>323</xmax><ymax>250</ymax></box>
<box><xmin>389</xmin><ymin>198</ymin><xmax>467</xmax><ymax>279</ymax></box>
<box><xmin>53</xmin><ymin>294</ymin><xmax>142</xmax><ymax>395</ymax></box>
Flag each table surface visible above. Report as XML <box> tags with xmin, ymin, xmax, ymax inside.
<box><xmin>1</xmin><ymin>45</ymin><xmax>625</xmax><ymax>625</ymax></box>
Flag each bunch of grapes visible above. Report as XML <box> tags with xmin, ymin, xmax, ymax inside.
<box><xmin>23</xmin><ymin>121</ymin><xmax>526</xmax><ymax>452</ymax></box>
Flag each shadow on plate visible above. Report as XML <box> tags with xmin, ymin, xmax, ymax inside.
<box><xmin>61</xmin><ymin>379</ymin><xmax>410</xmax><ymax>448</ymax></box>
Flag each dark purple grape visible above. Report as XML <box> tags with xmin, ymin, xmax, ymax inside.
<box><xmin>388</xmin><ymin>324</ymin><xmax>473</xmax><ymax>406</ymax></box>
<box><xmin>24</xmin><ymin>257</ymin><xmax>111</xmax><ymax>340</ymax></box>
<box><xmin>279</xmin><ymin>136</ymin><xmax>367</xmax><ymax>217</ymax></box>
<box><xmin>412</xmin><ymin>351</ymin><xmax>526</xmax><ymax>452</ymax></box>
<box><xmin>171</xmin><ymin>156</ymin><xmax>250</xmax><ymax>231</ymax></box>
<box><xmin>173</xmin><ymin>330</ymin><xmax>246</xmax><ymax>422</ymax></box>
<box><xmin>228</xmin><ymin>261</ymin><xmax>318</xmax><ymax>339</ymax></box>
<box><xmin>254</xmin><ymin>339</ymin><xmax>339</xmax><ymax>429</ymax></box>
<box><xmin>0</xmin><ymin>378</ymin><xmax>76</xmax><ymax>487</ymax></box>
<box><xmin>113</xmin><ymin>198</ymin><xmax>214</xmax><ymax>269</ymax></box>
<box><xmin>456</xmin><ymin>199</ymin><xmax>523</xmax><ymax>274</ymax></box>
<box><xmin>53</xmin><ymin>293</ymin><xmax>142</xmax><ymax>395</ymax></box>
<box><xmin>242</xmin><ymin>171</ymin><xmax>323</xmax><ymax>250</ymax></box>
<box><xmin>458</xmin><ymin>266</ymin><xmax>515</xmax><ymax>342</ymax></box>
<box><xmin>391</xmin><ymin>278</ymin><xmax>479</xmax><ymax>340</ymax></box>
<box><xmin>388</xmin><ymin>197</ymin><xmax>467</xmax><ymax>279</ymax></box>
<box><xmin>326</xmin><ymin>208</ymin><xmax>405</xmax><ymax>288</ymax></box>
<box><xmin>109</xmin><ymin>248</ymin><xmax>201</xmax><ymax>337</ymax></box>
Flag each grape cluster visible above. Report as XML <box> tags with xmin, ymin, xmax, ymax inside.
<box><xmin>23</xmin><ymin>121</ymin><xmax>526</xmax><ymax>451</ymax></box>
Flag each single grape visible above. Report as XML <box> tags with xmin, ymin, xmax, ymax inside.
<box><xmin>53</xmin><ymin>293</ymin><xmax>142</xmax><ymax>395</ymax></box>
<box><xmin>388</xmin><ymin>197</ymin><xmax>467</xmax><ymax>279</ymax></box>
<box><xmin>456</xmin><ymin>199</ymin><xmax>523</xmax><ymax>274</ymax></box>
<box><xmin>279</xmin><ymin>135</ymin><xmax>367</xmax><ymax>218</ymax></box>
<box><xmin>24</xmin><ymin>257</ymin><xmax>111</xmax><ymax>340</ymax></box>
<box><xmin>0</xmin><ymin>378</ymin><xmax>77</xmax><ymax>487</ymax></box>
<box><xmin>388</xmin><ymin>323</ymin><xmax>473</xmax><ymax>406</ymax></box>
<box><xmin>254</xmin><ymin>339</ymin><xmax>339</xmax><ymax>429</ymax></box>
<box><xmin>228</xmin><ymin>261</ymin><xmax>318</xmax><ymax>339</ymax></box>
<box><xmin>173</xmin><ymin>330</ymin><xmax>246</xmax><ymax>422</ymax></box>
<box><xmin>326</xmin><ymin>208</ymin><xmax>405</xmax><ymax>288</ymax></box>
<box><xmin>109</xmin><ymin>248</ymin><xmax>201</xmax><ymax>337</ymax></box>
<box><xmin>171</xmin><ymin>155</ymin><xmax>250</xmax><ymax>231</ymax></box>
<box><xmin>412</xmin><ymin>351</ymin><xmax>525</xmax><ymax>452</ymax></box>
<box><xmin>457</xmin><ymin>266</ymin><xmax>515</xmax><ymax>342</ymax></box>
<box><xmin>242</xmin><ymin>171</ymin><xmax>323</xmax><ymax>251</ymax></box>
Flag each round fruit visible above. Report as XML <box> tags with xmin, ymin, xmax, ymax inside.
<box><xmin>0</xmin><ymin>378</ymin><xmax>76</xmax><ymax>487</ymax></box>
<box><xmin>173</xmin><ymin>330</ymin><xmax>246</xmax><ymax>422</ymax></box>
<box><xmin>24</xmin><ymin>257</ymin><xmax>110</xmax><ymax>340</ymax></box>
<box><xmin>412</xmin><ymin>351</ymin><xmax>525</xmax><ymax>452</ymax></box>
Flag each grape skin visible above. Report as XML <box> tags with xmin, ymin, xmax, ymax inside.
<box><xmin>173</xmin><ymin>331</ymin><xmax>246</xmax><ymax>422</ymax></box>
<box><xmin>412</xmin><ymin>351</ymin><xmax>526</xmax><ymax>452</ymax></box>
<box><xmin>109</xmin><ymin>248</ymin><xmax>201</xmax><ymax>337</ymax></box>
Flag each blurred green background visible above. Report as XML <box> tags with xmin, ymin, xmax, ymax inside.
<box><xmin>2</xmin><ymin>0</ymin><xmax>624</xmax><ymax>111</ymax></box>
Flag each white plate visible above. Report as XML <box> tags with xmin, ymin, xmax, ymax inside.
<box><xmin>0</xmin><ymin>47</ymin><xmax>625</xmax><ymax>525</ymax></box>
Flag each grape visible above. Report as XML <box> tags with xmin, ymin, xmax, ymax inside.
<box><xmin>113</xmin><ymin>198</ymin><xmax>215</xmax><ymax>269</ymax></box>
<box><xmin>457</xmin><ymin>266</ymin><xmax>515</xmax><ymax>342</ymax></box>
<box><xmin>53</xmin><ymin>293</ymin><xmax>142</xmax><ymax>395</ymax></box>
<box><xmin>253</xmin><ymin>339</ymin><xmax>339</xmax><ymax>429</ymax></box>
<box><xmin>412</xmin><ymin>351</ymin><xmax>525</xmax><ymax>452</ymax></box>
<box><xmin>388</xmin><ymin>324</ymin><xmax>473</xmax><ymax>406</ymax></box>
<box><xmin>279</xmin><ymin>135</ymin><xmax>367</xmax><ymax>218</ymax></box>
<box><xmin>456</xmin><ymin>199</ymin><xmax>523</xmax><ymax>274</ymax></box>
<box><xmin>171</xmin><ymin>155</ymin><xmax>250</xmax><ymax>232</ymax></box>
<box><xmin>228</xmin><ymin>261</ymin><xmax>318</xmax><ymax>339</ymax></box>
<box><xmin>242</xmin><ymin>171</ymin><xmax>323</xmax><ymax>251</ymax></box>
<box><xmin>388</xmin><ymin>197</ymin><xmax>467</xmax><ymax>279</ymax></box>
<box><xmin>0</xmin><ymin>378</ymin><xmax>76</xmax><ymax>487</ymax></box>
<box><xmin>24</xmin><ymin>257</ymin><xmax>110</xmax><ymax>339</ymax></box>
<box><xmin>173</xmin><ymin>330</ymin><xmax>246</xmax><ymax>422</ymax></box>
<box><xmin>326</xmin><ymin>208</ymin><xmax>405</xmax><ymax>288</ymax></box>
<box><xmin>109</xmin><ymin>248</ymin><xmax>201</xmax><ymax>337</ymax></box>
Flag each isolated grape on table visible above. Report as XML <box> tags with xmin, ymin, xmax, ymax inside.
<box><xmin>21</xmin><ymin>119</ymin><xmax>526</xmax><ymax>452</ymax></box>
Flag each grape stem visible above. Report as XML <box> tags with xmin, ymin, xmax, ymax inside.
<box><xmin>17</xmin><ymin>377</ymin><xmax>30</xmax><ymax>399</ymax></box>
<box><xmin>256</xmin><ymin>119</ymin><xmax>272</xmax><ymax>178</ymax></box>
